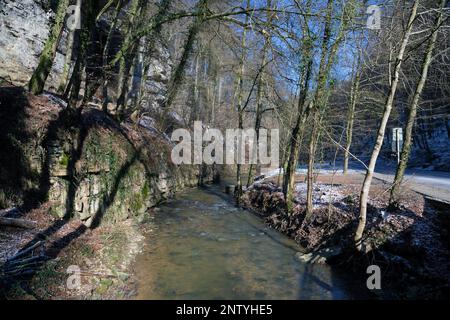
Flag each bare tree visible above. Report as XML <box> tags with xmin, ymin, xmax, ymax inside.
<box><xmin>355</xmin><ymin>0</ymin><xmax>420</xmax><ymax>251</ymax></box>
<box><xmin>389</xmin><ymin>0</ymin><xmax>447</xmax><ymax>207</ymax></box>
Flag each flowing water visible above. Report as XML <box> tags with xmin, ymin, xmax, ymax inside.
<box><xmin>133</xmin><ymin>184</ymin><xmax>366</xmax><ymax>299</ymax></box>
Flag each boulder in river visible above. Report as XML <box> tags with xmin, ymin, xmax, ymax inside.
<box><xmin>295</xmin><ymin>246</ymin><xmax>343</xmax><ymax>264</ymax></box>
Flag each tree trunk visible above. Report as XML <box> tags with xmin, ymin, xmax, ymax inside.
<box><xmin>190</xmin><ymin>50</ymin><xmax>201</xmax><ymax>123</ymax></box>
<box><xmin>67</xmin><ymin>0</ymin><xmax>101</xmax><ymax>107</ymax></box>
<box><xmin>282</xmin><ymin>76</ymin><xmax>311</xmax><ymax>214</ymax></box>
<box><xmin>305</xmin><ymin>0</ymin><xmax>359</xmax><ymax>216</ymax></box>
<box><xmin>58</xmin><ymin>27</ymin><xmax>75</xmax><ymax>94</ymax></box>
<box><xmin>306</xmin><ymin>111</ymin><xmax>325</xmax><ymax>217</ymax></box>
<box><xmin>282</xmin><ymin>0</ymin><xmax>313</xmax><ymax>214</ymax></box>
<box><xmin>234</xmin><ymin>0</ymin><xmax>251</xmax><ymax>203</ymax></box>
<box><xmin>389</xmin><ymin>0</ymin><xmax>445</xmax><ymax>207</ymax></box>
<box><xmin>355</xmin><ymin>0</ymin><xmax>419</xmax><ymax>251</ymax></box>
<box><xmin>116</xmin><ymin>0</ymin><xmax>145</xmax><ymax>116</ymax></box>
<box><xmin>247</xmin><ymin>1</ymin><xmax>271</xmax><ymax>186</ymax></box>
<box><xmin>343</xmin><ymin>51</ymin><xmax>362</xmax><ymax>174</ymax></box>
<box><xmin>213</xmin><ymin>77</ymin><xmax>222</xmax><ymax>124</ymax></box>
<box><xmin>132</xmin><ymin>1</ymin><xmax>170</xmax><ymax>117</ymax></box>
<box><xmin>305</xmin><ymin>0</ymin><xmax>334</xmax><ymax>217</ymax></box>
<box><xmin>0</xmin><ymin>217</ymin><xmax>36</xmax><ymax>229</ymax></box>
<box><xmin>162</xmin><ymin>0</ymin><xmax>208</xmax><ymax>113</ymax></box>
<box><xmin>102</xmin><ymin>0</ymin><xmax>124</xmax><ymax>111</ymax></box>
<box><xmin>29</xmin><ymin>0</ymin><xmax>70</xmax><ymax>95</ymax></box>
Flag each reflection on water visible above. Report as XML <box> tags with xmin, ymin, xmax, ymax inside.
<box><xmin>133</xmin><ymin>185</ymin><xmax>364</xmax><ymax>299</ymax></box>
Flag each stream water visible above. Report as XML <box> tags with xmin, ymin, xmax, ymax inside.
<box><xmin>133</xmin><ymin>183</ymin><xmax>367</xmax><ymax>299</ymax></box>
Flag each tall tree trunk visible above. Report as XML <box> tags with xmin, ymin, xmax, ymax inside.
<box><xmin>29</xmin><ymin>0</ymin><xmax>70</xmax><ymax>95</ymax></box>
<box><xmin>162</xmin><ymin>0</ymin><xmax>208</xmax><ymax>112</ymax></box>
<box><xmin>213</xmin><ymin>77</ymin><xmax>222</xmax><ymax>124</ymax></box>
<box><xmin>305</xmin><ymin>0</ymin><xmax>334</xmax><ymax>217</ymax></box>
<box><xmin>282</xmin><ymin>0</ymin><xmax>313</xmax><ymax>214</ymax></box>
<box><xmin>355</xmin><ymin>0</ymin><xmax>419</xmax><ymax>251</ymax></box>
<box><xmin>234</xmin><ymin>0</ymin><xmax>251</xmax><ymax>203</ymax></box>
<box><xmin>305</xmin><ymin>0</ymin><xmax>358</xmax><ymax>217</ymax></box>
<box><xmin>58</xmin><ymin>27</ymin><xmax>75</xmax><ymax>94</ymax></box>
<box><xmin>247</xmin><ymin>0</ymin><xmax>272</xmax><ymax>186</ymax></box>
<box><xmin>190</xmin><ymin>50</ymin><xmax>201</xmax><ymax>123</ymax></box>
<box><xmin>132</xmin><ymin>0</ymin><xmax>171</xmax><ymax>116</ymax></box>
<box><xmin>343</xmin><ymin>51</ymin><xmax>362</xmax><ymax>174</ymax></box>
<box><xmin>116</xmin><ymin>0</ymin><xmax>145</xmax><ymax>116</ymax></box>
<box><xmin>389</xmin><ymin>0</ymin><xmax>445</xmax><ymax>207</ymax></box>
<box><xmin>66</xmin><ymin>0</ymin><xmax>101</xmax><ymax>107</ymax></box>
<box><xmin>116</xmin><ymin>43</ymin><xmax>139</xmax><ymax>116</ymax></box>
<box><xmin>282</xmin><ymin>65</ymin><xmax>312</xmax><ymax>214</ymax></box>
<box><xmin>102</xmin><ymin>0</ymin><xmax>124</xmax><ymax>111</ymax></box>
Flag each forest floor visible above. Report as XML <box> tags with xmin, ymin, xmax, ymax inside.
<box><xmin>242</xmin><ymin>172</ymin><xmax>450</xmax><ymax>299</ymax></box>
<box><xmin>0</xmin><ymin>203</ymin><xmax>147</xmax><ymax>299</ymax></box>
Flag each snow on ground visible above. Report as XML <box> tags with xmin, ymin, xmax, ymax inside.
<box><xmin>263</xmin><ymin>168</ymin><xmax>284</xmax><ymax>178</ymax></box>
<box><xmin>294</xmin><ymin>183</ymin><xmax>346</xmax><ymax>208</ymax></box>
<box><xmin>261</xmin><ymin>166</ymin><xmax>349</xmax><ymax>208</ymax></box>
<box><xmin>42</xmin><ymin>92</ymin><xmax>67</xmax><ymax>108</ymax></box>
<box><xmin>262</xmin><ymin>164</ymin><xmax>359</xmax><ymax>179</ymax></box>
<box><xmin>295</xmin><ymin>165</ymin><xmax>359</xmax><ymax>175</ymax></box>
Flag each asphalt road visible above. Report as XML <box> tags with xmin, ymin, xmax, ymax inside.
<box><xmin>371</xmin><ymin>167</ymin><xmax>450</xmax><ymax>204</ymax></box>
<box><xmin>327</xmin><ymin>161</ymin><xmax>450</xmax><ymax>203</ymax></box>
<box><xmin>276</xmin><ymin>162</ymin><xmax>450</xmax><ymax>204</ymax></box>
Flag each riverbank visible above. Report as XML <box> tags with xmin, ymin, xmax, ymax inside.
<box><xmin>1</xmin><ymin>204</ymin><xmax>145</xmax><ymax>299</ymax></box>
<box><xmin>241</xmin><ymin>174</ymin><xmax>450</xmax><ymax>299</ymax></box>
<box><xmin>0</xmin><ymin>85</ymin><xmax>213</xmax><ymax>299</ymax></box>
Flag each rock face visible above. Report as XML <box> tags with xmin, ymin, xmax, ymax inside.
<box><xmin>0</xmin><ymin>86</ymin><xmax>211</xmax><ymax>225</ymax></box>
<box><xmin>0</xmin><ymin>0</ymin><xmax>173</xmax><ymax>111</ymax></box>
<box><xmin>132</xmin><ymin>38</ymin><xmax>173</xmax><ymax>112</ymax></box>
<box><xmin>0</xmin><ymin>0</ymin><xmax>185</xmax><ymax>225</ymax></box>
<box><xmin>0</xmin><ymin>0</ymin><xmax>64</xmax><ymax>88</ymax></box>
<box><xmin>45</xmin><ymin>108</ymin><xmax>210</xmax><ymax>225</ymax></box>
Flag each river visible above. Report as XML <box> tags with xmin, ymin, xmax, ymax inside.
<box><xmin>132</xmin><ymin>183</ymin><xmax>367</xmax><ymax>299</ymax></box>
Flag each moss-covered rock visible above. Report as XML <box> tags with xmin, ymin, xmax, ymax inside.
<box><xmin>0</xmin><ymin>87</ymin><xmax>213</xmax><ymax>227</ymax></box>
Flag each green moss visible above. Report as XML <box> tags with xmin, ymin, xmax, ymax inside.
<box><xmin>80</xmin><ymin>243</ymin><xmax>95</xmax><ymax>257</ymax></box>
<box><xmin>49</xmin><ymin>206</ymin><xmax>60</xmax><ymax>217</ymax></box>
<box><xmin>130</xmin><ymin>192</ymin><xmax>144</xmax><ymax>212</ymax></box>
<box><xmin>141</xmin><ymin>181</ymin><xmax>150</xmax><ymax>199</ymax></box>
<box><xmin>96</xmin><ymin>278</ymin><xmax>114</xmax><ymax>294</ymax></box>
<box><xmin>29</xmin><ymin>261</ymin><xmax>64</xmax><ymax>299</ymax></box>
<box><xmin>59</xmin><ymin>152</ymin><xmax>70</xmax><ymax>167</ymax></box>
<box><xmin>0</xmin><ymin>190</ymin><xmax>11</xmax><ymax>209</ymax></box>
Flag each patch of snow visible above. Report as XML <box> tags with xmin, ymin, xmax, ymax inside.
<box><xmin>295</xmin><ymin>164</ymin><xmax>359</xmax><ymax>175</ymax></box>
<box><xmin>42</xmin><ymin>93</ymin><xmax>67</xmax><ymax>108</ymax></box>
<box><xmin>294</xmin><ymin>183</ymin><xmax>345</xmax><ymax>208</ymax></box>
<box><xmin>264</xmin><ymin>168</ymin><xmax>284</xmax><ymax>178</ymax></box>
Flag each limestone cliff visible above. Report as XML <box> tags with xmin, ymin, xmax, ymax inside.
<box><xmin>0</xmin><ymin>85</ymin><xmax>209</xmax><ymax>225</ymax></box>
<box><xmin>0</xmin><ymin>0</ymin><xmax>65</xmax><ymax>87</ymax></box>
<box><xmin>0</xmin><ymin>0</ymin><xmax>198</xmax><ymax>224</ymax></box>
<box><xmin>0</xmin><ymin>0</ymin><xmax>173</xmax><ymax>111</ymax></box>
